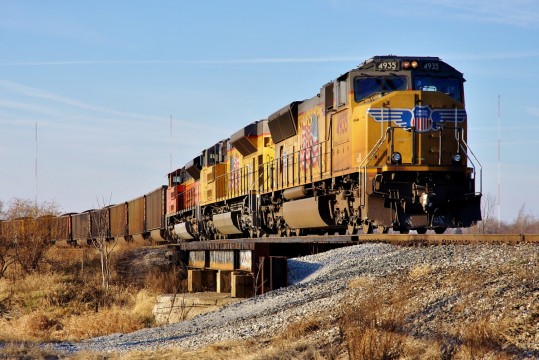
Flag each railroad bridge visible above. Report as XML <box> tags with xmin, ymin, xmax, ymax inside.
<box><xmin>170</xmin><ymin>234</ymin><xmax>539</xmax><ymax>298</ymax></box>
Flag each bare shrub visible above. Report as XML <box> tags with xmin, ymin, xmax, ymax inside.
<box><xmin>131</xmin><ymin>289</ymin><xmax>157</xmax><ymax>327</ymax></box>
<box><xmin>474</xmin><ymin>192</ymin><xmax>499</xmax><ymax>234</ymax></box>
<box><xmin>23</xmin><ymin>311</ymin><xmax>61</xmax><ymax>338</ymax></box>
<box><xmin>511</xmin><ymin>204</ymin><xmax>535</xmax><ymax>234</ymax></box>
<box><xmin>0</xmin><ymin>342</ymin><xmax>60</xmax><ymax>360</ymax></box>
<box><xmin>60</xmin><ymin>306</ymin><xmax>146</xmax><ymax>340</ymax></box>
<box><xmin>0</xmin><ymin>198</ymin><xmax>61</xmax><ymax>277</ymax></box>
<box><xmin>145</xmin><ymin>264</ymin><xmax>187</xmax><ymax>294</ymax></box>
<box><xmin>280</xmin><ymin>316</ymin><xmax>321</xmax><ymax>341</ymax></box>
<box><xmin>340</xmin><ymin>287</ymin><xmax>407</xmax><ymax>360</ymax></box>
<box><xmin>90</xmin><ymin>198</ymin><xmax>117</xmax><ymax>292</ymax></box>
<box><xmin>457</xmin><ymin>316</ymin><xmax>511</xmax><ymax>356</ymax></box>
<box><xmin>114</xmin><ymin>247</ymin><xmax>181</xmax><ymax>289</ymax></box>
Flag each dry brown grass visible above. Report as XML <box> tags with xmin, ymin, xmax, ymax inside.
<box><xmin>59</xmin><ymin>305</ymin><xmax>146</xmax><ymax>340</ymax></box>
<box><xmin>91</xmin><ymin>314</ymin><xmax>342</xmax><ymax>360</ymax></box>
<box><xmin>1</xmin><ymin>243</ymin><xmax>538</xmax><ymax>359</ymax></box>
<box><xmin>144</xmin><ymin>265</ymin><xmax>187</xmax><ymax>294</ymax></box>
<box><xmin>0</xmin><ymin>245</ymin><xmax>172</xmax><ymax>345</ymax></box>
<box><xmin>0</xmin><ymin>342</ymin><xmax>61</xmax><ymax>360</ymax></box>
<box><xmin>340</xmin><ymin>282</ymin><xmax>407</xmax><ymax>360</ymax></box>
<box><xmin>338</xmin><ymin>250</ymin><xmax>539</xmax><ymax>359</ymax></box>
<box><xmin>108</xmin><ymin>338</ymin><xmax>340</xmax><ymax>360</ymax></box>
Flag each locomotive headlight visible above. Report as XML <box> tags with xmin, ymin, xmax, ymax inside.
<box><xmin>391</xmin><ymin>152</ymin><xmax>402</xmax><ymax>165</ymax></box>
<box><xmin>452</xmin><ymin>153</ymin><xmax>462</xmax><ymax>165</ymax></box>
<box><xmin>403</xmin><ymin>60</ymin><xmax>418</xmax><ymax>70</ymax></box>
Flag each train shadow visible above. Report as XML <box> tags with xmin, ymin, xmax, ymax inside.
<box><xmin>287</xmin><ymin>259</ymin><xmax>324</xmax><ymax>285</ymax></box>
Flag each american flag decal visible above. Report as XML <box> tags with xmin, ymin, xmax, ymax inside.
<box><xmin>229</xmin><ymin>154</ymin><xmax>240</xmax><ymax>193</ymax></box>
<box><xmin>300</xmin><ymin>114</ymin><xmax>320</xmax><ymax>172</ymax></box>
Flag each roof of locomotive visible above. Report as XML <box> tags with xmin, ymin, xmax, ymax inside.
<box><xmin>363</xmin><ymin>55</ymin><xmax>441</xmax><ymax>65</ymax></box>
<box><xmin>356</xmin><ymin>55</ymin><xmax>463</xmax><ymax>77</ymax></box>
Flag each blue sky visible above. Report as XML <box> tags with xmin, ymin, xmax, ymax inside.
<box><xmin>1</xmin><ymin>0</ymin><xmax>539</xmax><ymax>222</ymax></box>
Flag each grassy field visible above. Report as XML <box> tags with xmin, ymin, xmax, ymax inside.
<box><xmin>0</xmin><ymin>242</ymin><xmax>538</xmax><ymax>359</ymax></box>
<box><xmin>0</xmin><ymin>242</ymin><xmax>183</xmax><ymax>356</ymax></box>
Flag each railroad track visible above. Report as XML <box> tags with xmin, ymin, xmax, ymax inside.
<box><xmin>174</xmin><ymin>233</ymin><xmax>539</xmax><ymax>251</ymax></box>
<box><xmin>352</xmin><ymin>233</ymin><xmax>539</xmax><ymax>245</ymax></box>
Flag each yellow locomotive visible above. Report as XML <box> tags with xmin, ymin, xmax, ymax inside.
<box><xmin>169</xmin><ymin>55</ymin><xmax>482</xmax><ymax>238</ymax></box>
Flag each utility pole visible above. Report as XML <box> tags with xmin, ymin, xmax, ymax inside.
<box><xmin>497</xmin><ymin>95</ymin><xmax>501</xmax><ymax>231</ymax></box>
<box><xmin>35</xmin><ymin>122</ymin><xmax>38</xmax><ymax>207</ymax></box>
<box><xmin>169</xmin><ymin>115</ymin><xmax>173</xmax><ymax>174</ymax></box>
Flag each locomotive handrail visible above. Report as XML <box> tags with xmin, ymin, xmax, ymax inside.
<box><xmin>442</xmin><ymin>126</ymin><xmax>483</xmax><ymax>195</ymax></box>
<box><xmin>458</xmin><ymin>129</ymin><xmax>483</xmax><ymax>194</ymax></box>
<box><xmin>271</xmin><ymin>140</ymin><xmax>328</xmax><ymax>191</ymax></box>
<box><xmin>452</xmin><ymin>107</ymin><xmax>482</xmax><ymax>194</ymax></box>
<box><xmin>359</xmin><ymin>126</ymin><xmax>392</xmax><ymax>208</ymax></box>
<box><xmin>210</xmin><ymin>139</ymin><xmax>330</xmax><ymax>203</ymax></box>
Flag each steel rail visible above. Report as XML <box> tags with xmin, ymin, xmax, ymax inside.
<box><xmin>172</xmin><ymin>233</ymin><xmax>539</xmax><ymax>251</ymax></box>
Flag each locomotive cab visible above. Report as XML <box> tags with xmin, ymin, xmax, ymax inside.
<box><xmin>350</xmin><ymin>56</ymin><xmax>481</xmax><ymax>233</ymax></box>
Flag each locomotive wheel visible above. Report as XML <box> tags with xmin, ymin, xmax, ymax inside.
<box><xmin>285</xmin><ymin>228</ymin><xmax>301</xmax><ymax>237</ymax></box>
<box><xmin>362</xmin><ymin>223</ymin><xmax>373</xmax><ymax>234</ymax></box>
<box><xmin>399</xmin><ymin>229</ymin><xmax>410</xmax><ymax>234</ymax></box>
<box><xmin>248</xmin><ymin>228</ymin><xmax>262</xmax><ymax>238</ymax></box>
<box><xmin>416</xmin><ymin>227</ymin><xmax>427</xmax><ymax>234</ymax></box>
<box><xmin>434</xmin><ymin>227</ymin><xmax>447</xmax><ymax>234</ymax></box>
<box><xmin>378</xmin><ymin>225</ymin><xmax>389</xmax><ymax>234</ymax></box>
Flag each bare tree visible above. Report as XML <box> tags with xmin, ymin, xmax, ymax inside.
<box><xmin>478</xmin><ymin>193</ymin><xmax>498</xmax><ymax>234</ymax></box>
<box><xmin>512</xmin><ymin>203</ymin><xmax>534</xmax><ymax>234</ymax></box>
<box><xmin>91</xmin><ymin>197</ymin><xmax>117</xmax><ymax>292</ymax></box>
<box><xmin>0</xmin><ymin>228</ymin><xmax>16</xmax><ymax>278</ymax></box>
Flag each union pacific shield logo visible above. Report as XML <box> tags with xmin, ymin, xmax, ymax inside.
<box><xmin>411</xmin><ymin>106</ymin><xmax>432</xmax><ymax>132</ymax></box>
<box><xmin>367</xmin><ymin>106</ymin><xmax>466</xmax><ymax>132</ymax></box>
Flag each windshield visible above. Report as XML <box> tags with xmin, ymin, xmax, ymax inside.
<box><xmin>354</xmin><ymin>75</ymin><xmax>407</xmax><ymax>102</ymax></box>
<box><xmin>414</xmin><ymin>76</ymin><xmax>462</xmax><ymax>102</ymax></box>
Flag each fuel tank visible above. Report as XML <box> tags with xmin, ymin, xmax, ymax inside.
<box><xmin>282</xmin><ymin>195</ymin><xmax>335</xmax><ymax>228</ymax></box>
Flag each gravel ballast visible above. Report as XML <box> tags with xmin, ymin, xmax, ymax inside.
<box><xmin>54</xmin><ymin>242</ymin><xmax>539</xmax><ymax>357</ymax></box>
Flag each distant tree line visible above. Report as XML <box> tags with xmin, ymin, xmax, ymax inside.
<box><xmin>470</xmin><ymin>193</ymin><xmax>539</xmax><ymax>234</ymax></box>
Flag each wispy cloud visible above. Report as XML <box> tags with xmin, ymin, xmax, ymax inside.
<box><xmin>4</xmin><ymin>51</ymin><xmax>539</xmax><ymax>68</ymax></box>
<box><xmin>0</xmin><ymin>56</ymin><xmax>363</xmax><ymax>67</ymax></box>
<box><xmin>0</xmin><ymin>80</ymin><xmax>156</xmax><ymax>119</ymax></box>
<box><xmin>0</xmin><ymin>80</ymin><xmax>230</xmax><ymax>136</ymax></box>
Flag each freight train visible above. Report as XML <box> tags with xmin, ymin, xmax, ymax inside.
<box><xmin>1</xmin><ymin>56</ymin><xmax>482</xmax><ymax>244</ymax></box>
